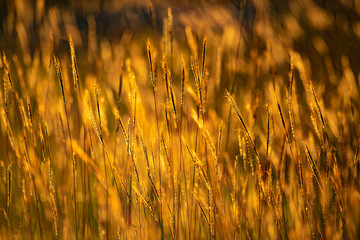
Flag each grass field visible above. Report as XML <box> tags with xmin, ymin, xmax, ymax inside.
<box><xmin>1</xmin><ymin>0</ymin><xmax>360</xmax><ymax>239</ymax></box>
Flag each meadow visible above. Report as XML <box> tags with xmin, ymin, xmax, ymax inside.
<box><xmin>1</xmin><ymin>0</ymin><xmax>360</xmax><ymax>239</ymax></box>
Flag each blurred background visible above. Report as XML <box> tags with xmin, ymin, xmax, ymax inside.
<box><xmin>1</xmin><ymin>0</ymin><xmax>360</xmax><ymax>88</ymax></box>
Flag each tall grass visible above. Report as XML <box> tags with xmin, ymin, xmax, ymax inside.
<box><xmin>1</xmin><ymin>0</ymin><xmax>360</xmax><ymax>239</ymax></box>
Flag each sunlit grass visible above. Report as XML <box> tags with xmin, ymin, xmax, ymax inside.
<box><xmin>1</xmin><ymin>0</ymin><xmax>360</xmax><ymax>239</ymax></box>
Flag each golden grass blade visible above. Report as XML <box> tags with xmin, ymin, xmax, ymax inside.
<box><xmin>69</xmin><ymin>34</ymin><xmax>80</xmax><ymax>90</ymax></box>
<box><xmin>276</xmin><ymin>100</ymin><xmax>290</xmax><ymax>144</ymax></box>
<box><xmin>265</xmin><ymin>105</ymin><xmax>270</xmax><ymax>160</ymax></box>
<box><xmin>310</xmin><ymin>82</ymin><xmax>326</xmax><ymax>130</ymax></box>
<box><xmin>191</xmin><ymin>56</ymin><xmax>203</xmax><ymax>116</ymax></box>
<box><xmin>1</xmin><ymin>208</ymin><xmax>13</xmax><ymax>239</ymax></box>
<box><xmin>53</xmin><ymin>56</ymin><xmax>66</xmax><ymax>109</ymax></box>
<box><xmin>95</xmin><ymin>84</ymin><xmax>102</xmax><ymax>134</ymax></box>
<box><xmin>183</xmin><ymin>139</ymin><xmax>211</xmax><ymax>192</ymax></box>
<box><xmin>84</xmin><ymin>96</ymin><xmax>104</xmax><ymax>147</ymax></box>
<box><xmin>180</xmin><ymin>56</ymin><xmax>186</xmax><ymax>127</ymax></box>
<box><xmin>225</xmin><ymin>90</ymin><xmax>258</xmax><ymax>158</ymax></box>
<box><xmin>7</xmin><ymin>165</ymin><xmax>11</xmax><ymax>208</ymax></box>
<box><xmin>201</xmin><ymin>37</ymin><xmax>206</xmax><ymax>81</ymax></box>
<box><xmin>305</xmin><ymin>144</ymin><xmax>325</xmax><ymax>195</ymax></box>
<box><xmin>147</xmin><ymin>39</ymin><xmax>156</xmax><ymax>89</ymax></box>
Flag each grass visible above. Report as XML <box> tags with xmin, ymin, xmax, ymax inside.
<box><xmin>1</xmin><ymin>0</ymin><xmax>360</xmax><ymax>239</ymax></box>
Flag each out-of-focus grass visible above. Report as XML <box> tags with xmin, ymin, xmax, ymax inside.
<box><xmin>1</xmin><ymin>0</ymin><xmax>360</xmax><ymax>239</ymax></box>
